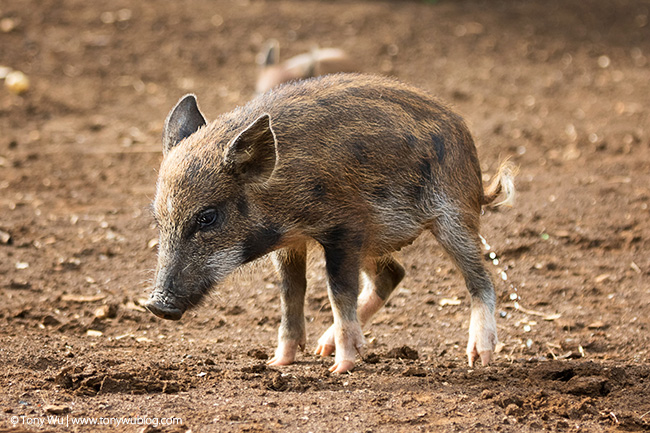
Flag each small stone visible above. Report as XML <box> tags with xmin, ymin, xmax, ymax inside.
<box><xmin>0</xmin><ymin>229</ymin><xmax>11</xmax><ymax>244</ymax></box>
<box><xmin>481</xmin><ymin>389</ymin><xmax>495</xmax><ymax>399</ymax></box>
<box><xmin>402</xmin><ymin>367</ymin><xmax>426</xmax><ymax>377</ymax></box>
<box><xmin>387</xmin><ymin>345</ymin><xmax>419</xmax><ymax>360</ymax></box>
<box><xmin>241</xmin><ymin>363</ymin><xmax>267</xmax><ymax>374</ymax></box>
<box><xmin>5</xmin><ymin>70</ymin><xmax>30</xmax><ymax>94</ymax></box>
<box><xmin>565</xmin><ymin>376</ymin><xmax>609</xmax><ymax>396</ymax></box>
<box><xmin>6</xmin><ymin>280</ymin><xmax>31</xmax><ymax>290</ymax></box>
<box><xmin>364</xmin><ymin>352</ymin><xmax>381</xmax><ymax>364</ymax></box>
<box><xmin>42</xmin><ymin>315</ymin><xmax>61</xmax><ymax>327</ymax></box>
<box><xmin>226</xmin><ymin>305</ymin><xmax>245</xmax><ymax>315</ymax></box>
<box><xmin>247</xmin><ymin>349</ymin><xmax>268</xmax><ymax>360</ymax></box>
<box><xmin>94</xmin><ymin>304</ymin><xmax>118</xmax><ymax>320</ymax></box>
<box><xmin>505</xmin><ymin>403</ymin><xmax>522</xmax><ymax>416</ymax></box>
<box><xmin>1</xmin><ymin>18</ymin><xmax>18</xmax><ymax>33</ymax></box>
<box><xmin>86</xmin><ymin>329</ymin><xmax>103</xmax><ymax>337</ymax></box>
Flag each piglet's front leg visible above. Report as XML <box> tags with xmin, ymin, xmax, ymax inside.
<box><xmin>268</xmin><ymin>246</ymin><xmax>307</xmax><ymax>366</ymax></box>
<box><xmin>315</xmin><ymin>238</ymin><xmax>364</xmax><ymax>373</ymax></box>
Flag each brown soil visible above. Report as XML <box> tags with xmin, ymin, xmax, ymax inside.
<box><xmin>1</xmin><ymin>0</ymin><xmax>649</xmax><ymax>432</ymax></box>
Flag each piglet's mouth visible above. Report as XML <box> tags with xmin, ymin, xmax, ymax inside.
<box><xmin>144</xmin><ymin>293</ymin><xmax>185</xmax><ymax>321</ymax></box>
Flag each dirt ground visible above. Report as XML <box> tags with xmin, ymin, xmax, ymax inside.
<box><xmin>1</xmin><ymin>0</ymin><xmax>649</xmax><ymax>432</ymax></box>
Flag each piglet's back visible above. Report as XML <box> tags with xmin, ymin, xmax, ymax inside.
<box><xmin>231</xmin><ymin>74</ymin><xmax>478</xmax><ymax>178</ymax></box>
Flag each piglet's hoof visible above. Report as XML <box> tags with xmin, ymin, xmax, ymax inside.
<box><xmin>267</xmin><ymin>340</ymin><xmax>303</xmax><ymax>366</ymax></box>
<box><xmin>329</xmin><ymin>360</ymin><xmax>355</xmax><ymax>374</ymax></box>
<box><xmin>314</xmin><ymin>343</ymin><xmax>335</xmax><ymax>357</ymax></box>
<box><xmin>467</xmin><ymin>348</ymin><xmax>493</xmax><ymax>368</ymax></box>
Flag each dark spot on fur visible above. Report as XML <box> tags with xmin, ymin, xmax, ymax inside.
<box><xmin>242</xmin><ymin>224</ymin><xmax>283</xmax><ymax>264</ymax></box>
<box><xmin>387</xmin><ymin>89</ymin><xmax>434</xmax><ymax>119</ymax></box>
<box><xmin>342</xmin><ymin>86</ymin><xmax>375</xmax><ymax>99</ymax></box>
<box><xmin>419</xmin><ymin>159</ymin><xmax>433</xmax><ymax>183</ymax></box>
<box><xmin>410</xmin><ymin>158</ymin><xmax>435</xmax><ymax>202</ymax></box>
<box><xmin>405</xmin><ymin>133</ymin><xmax>418</xmax><ymax>149</ymax></box>
<box><xmin>311</xmin><ymin>182</ymin><xmax>326</xmax><ymax>199</ymax></box>
<box><xmin>316</xmin><ymin>97</ymin><xmax>332</xmax><ymax>108</ymax></box>
<box><xmin>431</xmin><ymin>133</ymin><xmax>445</xmax><ymax>162</ymax></box>
<box><xmin>237</xmin><ymin>197</ymin><xmax>249</xmax><ymax>217</ymax></box>
<box><xmin>351</xmin><ymin>141</ymin><xmax>369</xmax><ymax>165</ymax></box>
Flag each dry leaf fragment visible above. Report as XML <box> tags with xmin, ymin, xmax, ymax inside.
<box><xmin>61</xmin><ymin>294</ymin><xmax>106</xmax><ymax>303</ymax></box>
<box><xmin>513</xmin><ymin>301</ymin><xmax>549</xmax><ymax>317</ymax></box>
<box><xmin>44</xmin><ymin>405</ymin><xmax>70</xmax><ymax>415</ymax></box>
<box><xmin>439</xmin><ymin>297</ymin><xmax>462</xmax><ymax>306</ymax></box>
<box><xmin>594</xmin><ymin>273</ymin><xmax>611</xmax><ymax>283</ymax></box>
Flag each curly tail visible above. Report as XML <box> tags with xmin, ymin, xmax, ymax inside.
<box><xmin>481</xmin><ymin>159</ymin><xmax>518</xmax><ymax>208</ymax></box>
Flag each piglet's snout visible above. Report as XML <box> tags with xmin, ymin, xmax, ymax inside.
<box><xmin>144</xmin><ymin>289</ymin><xmax>185</xmax><ymax>321</ymax></box>
<box><xmin>145</xmin><ymin>267</ymin><xmax>185</xmax><ymax>320</ymax></box>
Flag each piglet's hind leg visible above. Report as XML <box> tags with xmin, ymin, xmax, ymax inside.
<box><xmin>432</xmin><ymin>211</ymin><xmax>498</xmax><ymax>367</ymax></box>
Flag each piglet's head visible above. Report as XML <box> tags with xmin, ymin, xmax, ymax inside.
<box><xmin>145</xmin><ymin>95</ymin><xmax>280</xmax><ymax>320</ymax></box>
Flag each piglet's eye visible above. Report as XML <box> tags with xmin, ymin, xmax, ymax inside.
<box><xmin>196</xmin><ymin>208</ymin><xmax>220</xmax><ymax>230</ymax></box>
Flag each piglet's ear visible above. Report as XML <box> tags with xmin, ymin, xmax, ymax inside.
<box><xmin>162</xmin><ymin>94</ymin><xmax>206</xmax><ymax>156</ymax></box>
<box><xmin>226</xmin><ymin>114</ymin><xmax>278</xmax><ymax>184</ymax></box>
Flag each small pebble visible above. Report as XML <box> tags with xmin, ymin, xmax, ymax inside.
<box><xmin>0</xmin><ymin>229</ymin><xmax>11</xmax><ymax>244</ymax></box>
<box><xmin>5</xmin><ymin>70</ymin><xmax>30</xmax><ymax>94</ymax></box>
